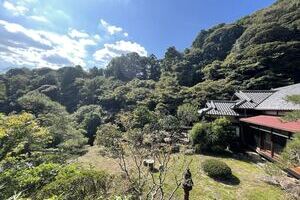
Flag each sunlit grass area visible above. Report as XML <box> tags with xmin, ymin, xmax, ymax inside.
<box><xmin>77</xmin><ymin>146</ymin><xmax>288</xmax><ymax>200</ymax></box>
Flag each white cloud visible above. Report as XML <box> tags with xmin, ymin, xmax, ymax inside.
<box><xmin>68</xmin><ymin>28</ymin><xmax>90</xmax><ymax>39</ymax></box>
<box><xmin>94</xmin><ymin>34</ymin><xmax>101</xmax><ymax>41</ymax></box>
<box><xmin>0</xmin><ymin>45</ymin><xmax>63</xmax><ymax>69</ymax></box>
<box><xmin>100</xmin><ymin>19</ymin><xmax>123</xmax><ymax>35</ymax></box>
<box><xmin>3</xmin><ymin>1</ymin><xmax>29</xmax><ymax>16</ymax></box>
<box><xmin>0</xmin><ymin>20</ymin><xmax>99</xmax><ymax>69</ymax></box>
<box><xmin>29</xmin><ymin>15</ymin><xmax>49</xmax><ymax>23</ymax></box>
<box><xmin>0</xmin><ymin>20</ymin><xmax>52</xmax><ymax>46</ymax></box>
<box><xmin>123</xmin><ymin>32</ymin><xmax>129</xmax><ymax>37</ymax></box>
<box><xmin>93</xmin><ymin>40</ymin><xmax>147</xmax><ymax>66</ymax></box>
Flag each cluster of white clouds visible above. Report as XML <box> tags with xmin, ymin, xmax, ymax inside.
<box><xmin>0</xmin><ymin>20</ymin><xmax>98</xmax><ymax>69</ymax></box>
<box><xmin>0</xmin><ymin>0</ymin><xmax>148</xmax><ymax>70</ymax></box>
<box><xmin>93</xmin><ymin>40</ymin><xmax>147</xmax><ymax>65</ymax></box>
<box><xmin>3</xmin><ymin>1</ymin><xmax>28</xmax><ymax>16</ymax></box>
<box><xmin>2</xmin><ymin>0</ymin><xmax>48</xmax><ymax>23</ymax></box>
<box><xmin>100</xmin><ymin>19</ymin><xmax>128</xmax><ymax>37</ymax></box>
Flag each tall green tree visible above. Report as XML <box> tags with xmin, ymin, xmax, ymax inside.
<box><xmin>73</xmin><ymin>105</ymin><xmax>105</xmax><ymax>145</ymax></box>
<box><xmin>18</xmin><ymin>91</ymin><xmax>87</xmax><ymax>150</ymax></box>
<box><xmin>0</xmin><ymin>113</ymin><xmax>51</xmax><ymax>161</ymax></box>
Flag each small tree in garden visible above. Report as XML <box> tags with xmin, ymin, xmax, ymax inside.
<box><xmin>96</xmin><ymin>124</ymin><xmax>187</xmax><ymax>199</ymax></box>
<box><xmin>189</xmin><ymin>117</ymin><xmax>235</xmax><ymax>153</ymax></box>
<box><xmin>189</xmin><ymin>122</ymin><xmax>210</xmax><ymax>152</ymax></box>
<box><xmin>158</xmin><ymin>115</ymin><xmax>180</xmax><ymax>131</ymax></box>
<box><xmin>177</xmin><ymin>103</ymin><xmax>198</xmax><ymax>127</ymax></box>
<box><xmin>281</xmin><ymin>95</ymin><xmax>300</xmax><ymax>167</ymax></box>
<box><xmin>209</xmin><ymin>117</ymin><xmax>235</xmax><ymax>150</ymax></box>
<box><xmin>281</xmin><ymin>134</ymin><xmax>300</xmax><ymax>167</ymax></box>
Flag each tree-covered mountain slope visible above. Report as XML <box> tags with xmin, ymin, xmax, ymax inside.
<box><xmin>0</xmin><ymin>0</ymin><xmax>299</xmax><ymax>116</ymax></box>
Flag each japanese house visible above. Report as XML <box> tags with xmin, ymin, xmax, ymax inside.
<box><xmin>199</xmin><ymin>83</ymin><xmax>300</xmax><ymax>177</ymax></box>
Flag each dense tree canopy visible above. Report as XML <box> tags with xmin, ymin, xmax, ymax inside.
<box><xmin>0</xmin><ymin>0</ymin><xmax>299</xmax><ymax>198</ymax></box>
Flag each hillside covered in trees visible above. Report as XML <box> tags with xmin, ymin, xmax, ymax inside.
<box><xmin>0</xmin><ymin>0</ymin><xmax>300</xmax><ymax>199</ymax></box>
<box><xmin>1</xmin><ymin>0</ymin><xmax>299</xmax><ymax>116</ymax></box>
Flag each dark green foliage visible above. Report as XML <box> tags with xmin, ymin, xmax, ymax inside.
<box><xmin>189</xmin><ymin>118</ymin><xmax>235</xmax><ymax>153</ymax></box>
<box><xmin>189</xmin><ymin>123</ymin><xmax>208</xmax><ymax>146</ymax></box>
<box><xmin>18</xmin><ymin>92</ymin><xmax>87</xmax><ymax>150</ymax></box>
<box><xmin>57</xmin><ymin>66</ymin><xmax>86</xmax><ymax>112</ymax></box>
<box><xmin>18</xmin><ymin>91</ymin><xmax>65</xmax><ymax>115</ymax></box>
<box><xmin>73</xmin><ymin>105</ymin><xmax>105</xmax><ymax>145</ymax></box>
<box><xmin>132</xmin><ymin>105</ymin><xmax>156</xmax><ymax>129</ymax></box>
<box><xmin>202</xmin><ymin>159</ymin><xmax>232</xmax><ymax>179</ymax></box>
<box><xmin>0</xmin><ymin>162</ymin><xmax>61</xmax><ymax>199</ymax></box>
<box><xmin>95</xmin><ymin>123</ymin><xmax>122</xmax><ymax>156</ymax></box>
<box><xmin>15</xmin><ymin>163</ymin><xmax>61</xmax><ymax>195</ymax></box>
<box><xmin>177</xmin><ymin>103</ymin><xmax>198</xmax><ymax>126</ymax></box>
<box><xmin>281</xmin><ymin>95</ymin><xmax>300</xmax><ymax>167</ymax></box>
<box><xmin>37</xmin><ymin>165</ymin><xmax>111</xmax><ymax>200</ymax></box>
<box><xmin>286</xmin><ymin>95</ymin><xmax>300</xmax><ymax>105</ymax></box>
<box><xmin>105</xmin><ymin>52</ymin><xmax>160</xmax><ymax>82</ymax></box>
<box><xmin>0</xmin><ymin>0</ymin><xmax>299</xmax><ymax>198</ymax></box>
<box><xmin>281</xmin><ymin>133</ymin><xmax>300</xmax><ymax>167</ymax></box>
<box><xmin>158</xmin><ymin>115</ymin><xmax>180</xmax><ymax>131</ymax></box>
<box><xmin>282</xmin><ymin>95</ymin><xmax>300</xmax><ymax>122</ymax></box>
<box><xmin>2</xmin><ymin>0</ymin><xmax>300</xmax><ymax>115</ymax></box>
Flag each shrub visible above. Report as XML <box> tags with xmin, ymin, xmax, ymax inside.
<box><xmin>202</xmin><ymin>159</ymin><xmax>232</xmax><ymax>179</ymax></box>
<box><xmin>177</xmin><ymin>103</ymin><xmax>198</xmax><ymax>126</ymax></box>
<box><xmin>37</xmin><ymin>165</ymin><xmax>111</xmax><ymax>200</ymax></box>
<box><xmin>194</xmin><ymin>144</ymin><xmax>202</xmax><ymax>154</ymax></box>
<box><xmin>189</xmin><ymin>122</ymin><xmax>208</xmax><ymax>145</ymax></box>
<box><xmin>190</xmin><ymin>118</ymin><xmax>236</xmax><ymax>153</ymax></box>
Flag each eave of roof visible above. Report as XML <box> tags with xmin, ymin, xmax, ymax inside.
<box><xmin>240</xmin><ymin>115</ymin><xmax>300</xmax><ymax>133</ymax></box>
<box><xmin>203</xmin><ymin>100</ymin><xmax>240</xmax><ymax>116</ymax></box>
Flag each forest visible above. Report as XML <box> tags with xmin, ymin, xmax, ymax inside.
<box><xmin>0</xmin><ymin>0</ymin><xmax>300</xmax><ymax>199</ymax></box>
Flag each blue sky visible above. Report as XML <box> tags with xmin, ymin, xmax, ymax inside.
<box><xmin>0</xmin><ymin>0</ymin><xmax>275</xmax><ymax>71</ymax></box>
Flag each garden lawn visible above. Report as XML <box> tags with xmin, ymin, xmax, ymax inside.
<box><xmin>76</xmin><ymin>146</ymin><xmax>289</xmax><ymax>200</ymax></box>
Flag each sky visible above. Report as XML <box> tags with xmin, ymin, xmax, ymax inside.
<box><xmin>0</xmin><ymin>0</ymin><xmax>276</xmax><ymax>71</ymax></box>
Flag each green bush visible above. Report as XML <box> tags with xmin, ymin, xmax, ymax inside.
<box><xmin>0</xmin><ymin>161</ymin><xmax>61</xmax><ymax>199</ymax></box>
<box><xmin>194</xmin><ymin>144</ymin><xmax>202</xmax><ymax>154</ymax></box>
<box><xmin>189</xmin><ymin>118</ymin><xmax>236</xmax><ymax>153</ymax></box>
<box><xmin>37</xmin><ymin>165</ymin><xmax>111</xmax><ymax>200</ymax></box>
<box><xmin>189</xmin><ymin>122</ymin><xmax>208</xmax><ymax>145</ymax></box>
<box><xmin>202</xmin><ymin>159</ymin><xmax>232</xmax><ymax>179</ymax></box>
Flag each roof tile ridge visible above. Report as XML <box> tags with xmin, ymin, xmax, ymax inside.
<box><xmin>240</xmin><ymin>90</ymin><xmax>276</xmax><ymax>93</ymax></box>
<box><xmin>209</xmin><ymin>100</ymin><xmax>237</xmax><ymax>103</ymax></box>
<box><xmin>255</xmin><ymin>91</ymin><xmax>277</xmax><ymax>108</ymax></box>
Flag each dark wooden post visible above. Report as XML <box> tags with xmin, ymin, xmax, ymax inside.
<box><xmin>182</xmin><ymin>168</ymin><xmax>193</xmax><ymax>200</ymax></box>
<box><xmin>270</xmin><ymin>130</ymin><xmax>274</xmax><ymax>158</ymax></box>
<box><xmin>259</xmin><ymin>130</ymin><xmax>264</xmax><ymax>150</ymax></box>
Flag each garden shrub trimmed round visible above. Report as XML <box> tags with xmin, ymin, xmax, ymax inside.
<box><xmin>202</xmin><ymin>159</ymin><xmax>232</xmax><ymax>179</ymax></box>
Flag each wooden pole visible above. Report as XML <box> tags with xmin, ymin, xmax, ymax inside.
<box><xmin>271</xmin><ymin>130</ymin><xmax>274</xmax><ymax>157</ymax></box>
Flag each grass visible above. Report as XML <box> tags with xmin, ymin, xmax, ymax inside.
<box><xmin>76</xmin><ymin>146</ymin><xmax>289</xmax><ymax>200</ymax></box>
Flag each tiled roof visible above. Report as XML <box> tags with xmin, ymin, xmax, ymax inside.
<box><xmin>233</xmin><ymin>90</ymin><xmax>275</xmax><ymax>109</ymax></box>
<box><xmin>240</xmin><ymin>115</ymin><xmax>300</xmax><ymax>133</ymax></box>
<box><xmin>256</xmin><ymin>83</ymin><xmax>300</xmax><ymax>110</ymax></box>
<box><xmin>199</xmin><ymin>83</ymin><xmax>300</xmax><ymax>117</ymax></box>
<box><xmin>199</xmin><ymin>100</ymin><xmax>240</xmax><ymax>116</ymax></box>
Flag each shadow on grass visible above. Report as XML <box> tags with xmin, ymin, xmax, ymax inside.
<box><xmin>198</xmin><ymin>150</ymin><xmax>266</xmax><ymax>165</ymax></box>
<box><xmin>212</xmin><ymin>174</ymin><xmax>240</xmax><ymax>186</ymax></box>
